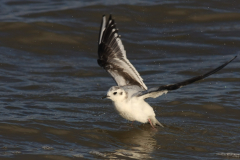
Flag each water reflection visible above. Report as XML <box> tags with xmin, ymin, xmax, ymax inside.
<box><xmin>107</xmin><ymin>125</ymin><xmax>160</xmax><ymax>159</ymax></box>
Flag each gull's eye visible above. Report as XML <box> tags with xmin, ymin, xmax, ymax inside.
<box><xmin>113</xmin><ymin>92</ymin><xmax>117</xmax><ymax>95</ymax></box>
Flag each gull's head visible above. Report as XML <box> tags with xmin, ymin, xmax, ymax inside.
<box><xmin>102</xmin><ymin>86</ymin><xmax>126</xmax><ymax>102</ymax></box>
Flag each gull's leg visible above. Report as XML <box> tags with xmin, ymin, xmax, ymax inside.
<box><xmin>148</xmin><ymin>119</ymin><xmax>156</xmax><ymax>129</ymax></box>
<box><xmin>119</xmin><ymin>121</ymin><xmax>134</xmax><ymax>130</ymax></box>
<box><xmin>130</xmin><ymin>121</ymin><xmax>134</xmax><ymax>127</ymax></box>
<box><xmin>126</xmin><ymin>121</ymin><xmax>134</xmax><ymax>127</ymax></box>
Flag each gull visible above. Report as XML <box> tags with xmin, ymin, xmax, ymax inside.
<box><xmin>97</xmin><ymin>15</ymin><xmax>237</xmax><ymax>129</ymax></box>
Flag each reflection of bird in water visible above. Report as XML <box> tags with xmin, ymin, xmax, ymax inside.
<box><xmin>106</xmin><ymin>125</ymin><xmax>159</xmax><ymax>159</ymax></box>
<box><xmin>97</xmin><ymin>15</ymin><xmax>237</xmax><ymax>128</ymax></box>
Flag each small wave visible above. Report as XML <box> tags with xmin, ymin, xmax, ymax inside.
<box><xmin>89</xmin><ymin>150</ymin><xmax>106</xmax><ymax>158</ymax></box>
<box><xmin>42</xmin><ymin>146</ymin><xmax>54</xmax><ymax>150</ymax></box>
<box><xmin>216</xmin><ymin>152</ymin><xmax>240</xmax><ymax>158</ymax></box>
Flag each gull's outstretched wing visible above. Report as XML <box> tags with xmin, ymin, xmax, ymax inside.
<box><xmin>137</xmin><ymin>56</ymin><xmax>237</xmax><ymax>99</ymax></box>
<box><xmin>97</xmin><ymin>15</ymin><xmax>147</xmax><ymax>90</ymax></box>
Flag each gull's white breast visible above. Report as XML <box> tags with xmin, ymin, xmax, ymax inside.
<box><xmin>113</xmin><ymin>97</ymin><xmax>155</xmax><ymax>123</ymax></box>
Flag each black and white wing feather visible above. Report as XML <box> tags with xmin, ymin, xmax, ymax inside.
<box><xmin>97</xmin><ymin>15</ymin><xmax>147</xmax><ymax>90</ymax></box>
<box><xmin>137</xmin><ymin>56</ymin><xmax>237</xmax><ymax>99</ymax></box>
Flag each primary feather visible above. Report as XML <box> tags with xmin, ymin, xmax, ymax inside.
<box><xmin>97</xmin><ymin>15</ymin><xmax>147</xmax><ymax>90</ymax></box>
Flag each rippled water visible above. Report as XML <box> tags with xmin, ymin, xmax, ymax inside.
<box><xmin>0</xmin><ymin>0</ymin><xmax>239</xmax><ymax>159</ymax></box>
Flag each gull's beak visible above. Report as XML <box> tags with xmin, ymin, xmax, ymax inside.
<box><xmin>102</xmin><ymin>95</ymin><xmax>109</xmax><ymax>99</ymax></box>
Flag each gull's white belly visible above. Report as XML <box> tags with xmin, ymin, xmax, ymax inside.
<box><xmin>113</xmin><ymin>98</ymin><xmax>155</xmax><ymax>123</ymax></box>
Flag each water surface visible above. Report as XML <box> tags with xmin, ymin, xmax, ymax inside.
<box><xmin>0</xmin><ymin>0</ymin><xmax>240</xmax><ymax>159</ymax></box>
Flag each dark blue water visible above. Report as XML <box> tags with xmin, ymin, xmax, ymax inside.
<box><xmin>0</xmin><ymin>0</ymin><xmax>239</xmax><ymax>159</ymax></box>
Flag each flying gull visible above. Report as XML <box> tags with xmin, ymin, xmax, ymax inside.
<box><xmin>97</xmin><ymin>15</ymin><xmax>237</xmax><ymax>128</ymax></box>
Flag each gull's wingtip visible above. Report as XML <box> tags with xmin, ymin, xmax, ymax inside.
<box><xmin>108</xmin><ymin>14</ymin><xmax>113</xmax><ymax>22</ymax></box>
<box><xmin>231</xmin><ymin>55</ymin><xmax>237</xmax><ymax>61</ymax></box>
<box><xmin>98</xmin><ymin>15</ymin><xmax>107</xmax><ymax>45</ymax></box>
<box><xmin>102</xmin><ymin>15</ymin><xmax>106</xmax><ymax>21</ymax></box>
<box><xmin>226</xmin><ymin>55</ymin><xmax>237</xmax><ymax>64</ymax></box>
<box><xmin>102</xmin><ymin>14</ymin><xmax>112</xmax><ymax>20</ymax></box>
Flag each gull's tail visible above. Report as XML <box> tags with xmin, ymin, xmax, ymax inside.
<box><xmin>151</xmin><ymin>117</ymin><xmax>164</xmax><ymax>127</ymax></box>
